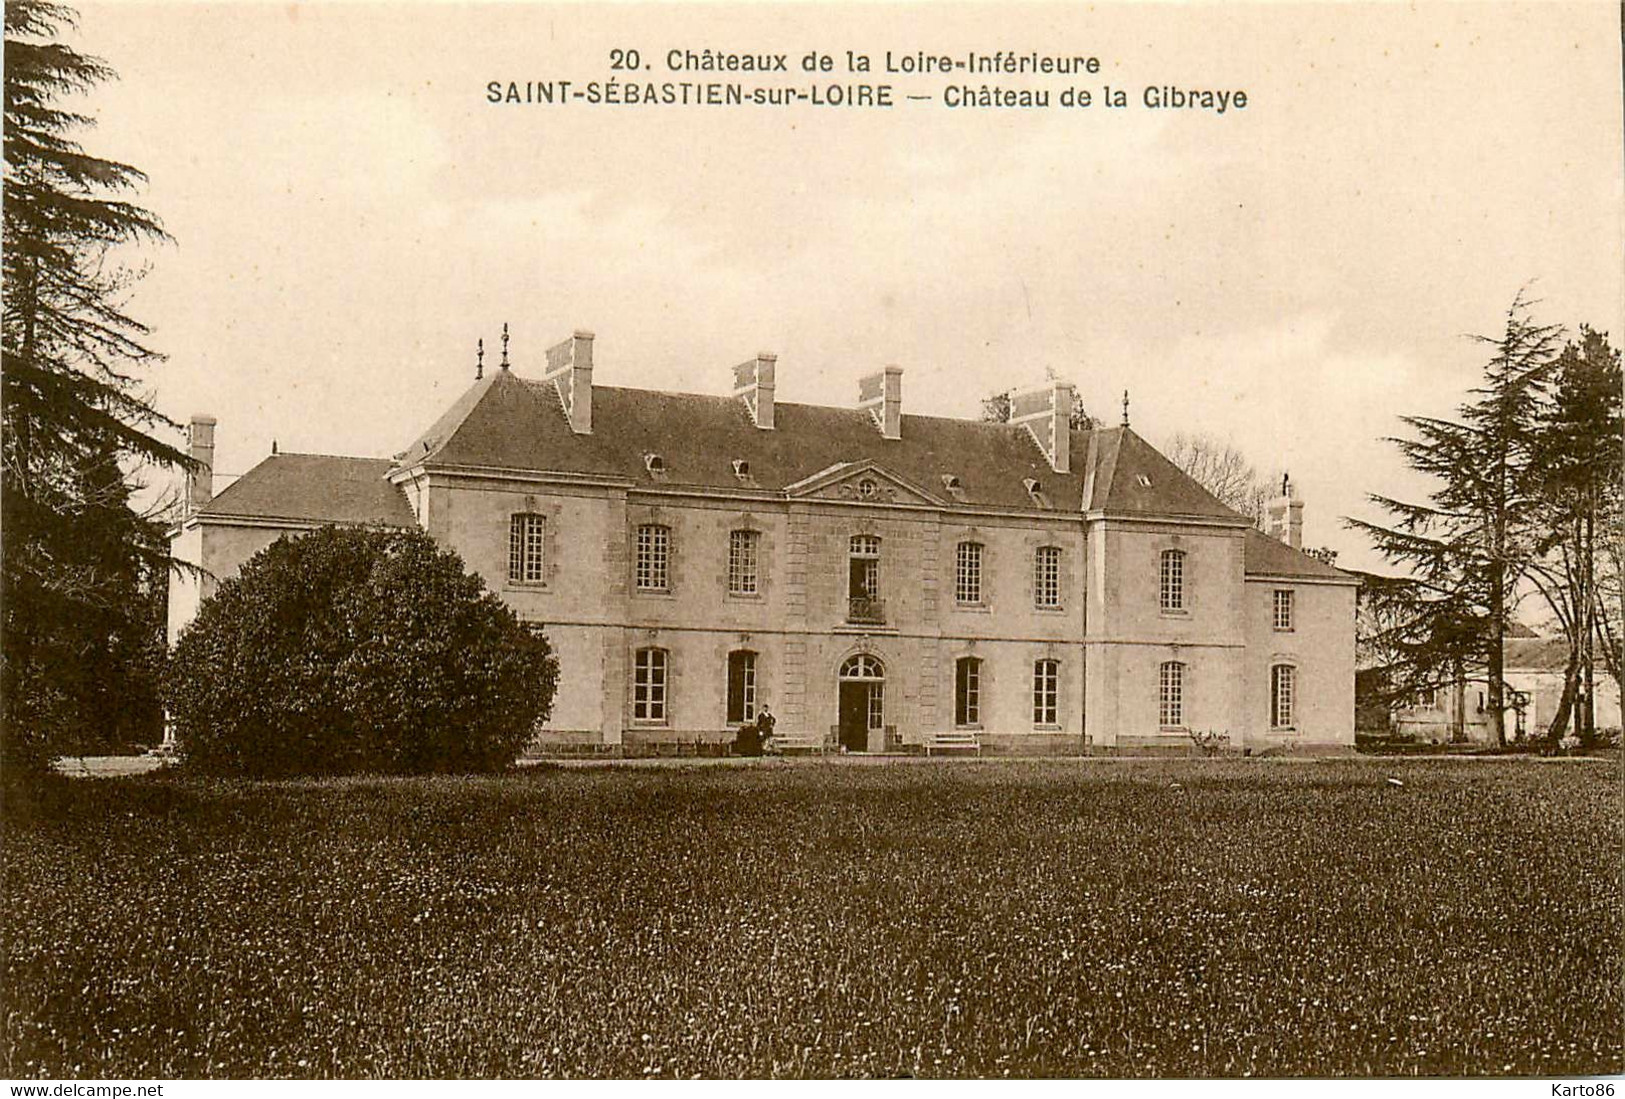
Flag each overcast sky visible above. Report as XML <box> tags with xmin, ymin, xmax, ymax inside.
<box><xmin>73</xmin><ymin>1</ymin><xmax>1625</xmax><ymax>573</ymax></box>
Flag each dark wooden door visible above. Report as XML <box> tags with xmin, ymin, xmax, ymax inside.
<box><xmin>838</xmin><ymin>682</ymin><xmax>869</xmax><ymax>752</ymax></box>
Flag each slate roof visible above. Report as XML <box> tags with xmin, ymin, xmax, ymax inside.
<box><xmin>1503</xmin><ymin>637</ymin><xmax>1575</xmax><ymax>673</ymax></box>
<box><xmin>1242</xmin><ymin>528</ymin><xmax>1355</xmax><ymax>581</ymax></box>
<box><xmin>393</xmin><ymin>370</ymin><xmax>1249</xmax><ymax>520</ymax></box>
<box><xmin>196</xmin><ymin>453</ymin><xmax>416</xmax><ymax>526</ymax></box>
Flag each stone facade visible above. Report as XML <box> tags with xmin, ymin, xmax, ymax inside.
<box><xmin>168</xmin><ymin>330</ymin><xmax>1359</xmax><ymax>754</ymax></box>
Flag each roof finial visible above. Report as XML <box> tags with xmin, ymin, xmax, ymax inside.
<box><xmin>1121</xmin><ymin>389</ymin><xmax>1130</xmax><ymax>428</ymax></box>
<box><xmin>1282</xmin><ymin>472</ymin><xmax>1291</xmax><ymax>497</ymax></box>
<box><xmin>501</xmin><ymin>322</ymin><xmax>510</xmax><ymax>370</ymax></box>
<box><xmin>271</xmin><ymin>438</ymin><xmax>278</xmax><ymax>455</ymax></box>
<box><xmin>476</xmin><ymin>338</ymin><xmax>484</xmax><ymax>380</ymax></box>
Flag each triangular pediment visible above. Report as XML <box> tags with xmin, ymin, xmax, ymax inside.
<box><xmin>784</xmin><ymin>460</ymin><xmax>943</xmax><ymax>506</ymax></box>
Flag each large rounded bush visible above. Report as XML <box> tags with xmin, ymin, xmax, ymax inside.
<box><xmin>165</xmin><ymin>525</ymin><xmax>557</xmax><ymax>777</ymax></box>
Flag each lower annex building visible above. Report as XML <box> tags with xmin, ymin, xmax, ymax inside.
<box><xmin>167</xmin><ymin>329</ymin><xmax>1357</xmax><ymax>754</ymax></box>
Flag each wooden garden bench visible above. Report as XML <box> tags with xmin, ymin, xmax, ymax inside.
<box><xmin>767</xmin><ymin>732</ymin><xmax>828</xmax><ymax>755</ymax></box>
<box><xmin>924</xmin><ymin>730</ymin><xmax>982</xmax><ymax>756</ymax></box>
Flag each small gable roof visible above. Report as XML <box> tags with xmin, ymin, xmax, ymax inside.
<box><xmin>197</xmin><ymin>453</ymin><xmax>416</xmax><ymax>527</ymax></box>
<box><xmin>1086</xmin><ymin>428</ymin><xmax>1245</xmax><ymax>520</ymax></box>
<box><xmin>396</xmin><ymin>370</ymin><xmax>1249</xmax><ymax>519</ymax></box>
<box><xmin>1243</xmin><ymin>528</ymin><xmax>1353</xmax><ymax>581</ymax></box>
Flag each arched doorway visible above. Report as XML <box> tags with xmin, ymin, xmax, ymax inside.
<box><xmin>837</xmin><ymin>653</ymin><xmax>885</xmax><ymax>753</ymax></box>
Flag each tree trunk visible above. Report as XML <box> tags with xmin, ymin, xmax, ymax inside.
<box><xmin>1547</xmin><ymin>654</ymin><xmax>1580</xmax><ymax>750</ymax></box>
<box><xmin>1582</xmin><ymin>504</ymin><xmax>1596</xmax><ymax>744</ymax></box>
<box><xmin>1488</xmin><ymin>561</ymin><xmax>1507</xmax><ymax>747</ymax></box>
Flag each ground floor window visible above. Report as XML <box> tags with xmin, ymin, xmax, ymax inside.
<box><xmin>1271</xmin><ymin>664</ymin><xmax>1295</xmax><ymax>728</ymax></box>
<box><xmin>1159</xmin><ymin>661</ymin><xmax>1185</xmax><ymax>728</ymax></box>
<box><xmin>1032</xmin><ymin>659</ymin><xmax>1058</xmax><ymax>725</ymax></box>
<box><xmin>634</xmin><ymin>647</ymin><xmax>667</xmax><ymax>722</ymax></box>
<box><xmin>955</xmin><ymin>657</ymin><xmax>981</xmax><ymax>726</ymax></box>
<box><xmin>727</xmin><ymin>650</ymin><xmax>757</xmax><ymax>724</ymax></box>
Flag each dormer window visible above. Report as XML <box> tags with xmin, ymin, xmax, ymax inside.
<box><xmin>644</xmin><ymin>453</ymin><xmax>667</xmax><ymax>477</ymax></box>
<box><xmin>1136</xmin><ymin>474</ymin><xmax>1152</xmax><ymax>487</ymax></box>
<box><xmin>732</xmin><ymin>459</ymin><xmax>751</xmax><ymax>479</ymax></box>
<box><xmin>941</xmin><ymin>474</ymin><xmax>962</xmax><ymax>491</ymax></box>
<box><xmin>1023</xmin><ymin>477</ymin><xmax>1041</xmax><ymax>495</ymax></box>
<box><xmin>858</xmin><ymin>478</ymin><xmax>878</xmax><ymax>499</ymax></box>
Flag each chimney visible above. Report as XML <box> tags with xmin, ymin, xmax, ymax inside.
<box><xmin>184</xmin><ymin>414</ymin><xmax>216</xmax><ymax>515</ymax></box>
<box><xmin>1267</xmin><ymin>475</ymin><xmax>1305</xmax><ymax>549</ymax></box>
<box><xmin>543</xmin><ymin>329</ymin><xmax>594</xmax><ymax>435</ymax></box>
<box><xmin>732</xmin><ymin>352</ymin><xmax>776</xmax><ymax>430</ymax></box>
<box><xmin>1009</xmin><ymin>381</ymin><xmax>1073</xmax><ymax>474</ymax></box>
<box><xmin>858</xmin><ymin>365</ymin><xmax>903</xmax><ymax>440</ymax></box>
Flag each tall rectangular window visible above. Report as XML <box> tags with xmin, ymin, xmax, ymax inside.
<box><xmin>728</xmin><ymin>530</ymin><xmax>759</xmax><ymax>595</ymax></box>
<box><xmin>508</xmin><ymin>514</ymin><xmax>546</xmax><ymax>584</ymax></box>
<box><xmin>1160</xmin><ymin>550</ymin><xmax>1185</xmax><ymax>612</ymax></box>
<box><xmin>633</xmin><ymin>648</ymin><xmax>667</xmax><ymax>722</ymax></box>
<box><xmin>726</xmin><ymin>651</ymin><xmax>757</xmax><ymax>724</ymax></box>
<box><xmin>849</xmin><ymin>534</ymin><xmax>880</xmax><ymax>598</ymax></box>
<box><xmin>1033</xmin><ymin>659</ymin><xmax>1058</xmax><ymax>725</ymax></box>
<box><xmin>956</xmin><ymin>542</ymin><xmax>983</xmax><ymax>604</ymax></box>
<box><xmin>636</xmin><ymin>524</ymin><xmax>670</xmax><ymax>591</ymax></box>
<box><xmin>1159</xmin><ymin>661</ymin><xmax>1185</xmax><ymax>727</ymax></box>
<box><xmin>1034</xmin><ymin>546</ymin><xmax>1061</xmax><ymax>608</ymax></box>
<box><xmin>1271</xmin><ymin>664</ymin><xmax>1295</xmax><ymax>728</ymax></box>
<box><xmin>955</xmin><ymin>657</ymin><xmax>981</xmax><ymax>726</ymax></box>
<box><xmin>1273</xmin><ymin>589</ymin><xmax>1294</xmax><ymax>631</ymax></box>
<box><xmin>866</xmin><ymin>682</ymin><xmax>885</xmax><ymax>731</ymax></box>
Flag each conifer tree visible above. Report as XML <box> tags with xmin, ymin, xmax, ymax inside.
<box><xmin>1526</xmin><ymin>327</ymin><xmax>1622</xmax><ymax>744</ymax></box>
<box><xmin>3</xmin><ymin>1</ymin><xmax>183</xmax><ymax>768</ymax></box>
<box><xmin>1348</xmin><ymin>292</ymin><xmax>1562</xmax><ymax>746</ymax></box>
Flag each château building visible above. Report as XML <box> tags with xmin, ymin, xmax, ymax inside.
<box><xmin>167</xmin><ymin>329</ymin><xmax>1357</xmax><ymax>754</ymax></box>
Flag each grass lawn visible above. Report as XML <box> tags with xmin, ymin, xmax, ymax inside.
<box><xmin>3</xmin><ymin>758</ymin><xmax>1620</xmax><ymax>1078</ymax></box>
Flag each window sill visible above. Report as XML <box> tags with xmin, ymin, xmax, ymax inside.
<box><xmin>632</xmin><ymin>719</ymin><xmax>669</xmax><ymax>728</ymax></box>
<box><xmin>1033</xmin><ymin>605</ymin><xmax>1065</xmax><ymax>614</ymax></box>
<box><xmin>1159</xmin><ymin>609</ymin><xmax>1190</xmax><ymax>619</ymax></box>
<box><xmin>1159</xmin><ymin>725</ymin><xmax>1188</xmax><ymax>733</ymax></box>
<box><xmin>1273</xmin><ymin>627</ymin><xmax>1295</xmax><ymax>634</ymax></box>
<box><xmin>727</xmin><ymin>591</ymin><xmax>765</xmax><ymax>602</ymax></box>
<box><xmin>1270</xmin><ymin>726</ymin><xmax>1297</xmax><ymax>733</ymax></box>
<box><xmin>956</xmin><ymin>723</ymin><xmax>984</xmax><ymax>731</ymax></box>
<box><xmin>954</xmin><ymin>602</ymin><xmax>991</xmax><ymax>613</ymax></box>
<box><xmin>634</xmin><ymin>588</ymin><xmax>674</xmax><ymax>598</ymax></box>
<box><xmin>505</xmin><ymin>581</ymin><xmax>549</xmax><ymax>591</ymax></box>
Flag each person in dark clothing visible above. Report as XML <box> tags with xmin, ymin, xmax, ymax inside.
<box><xmin>756</xmin><ymin>705</ymin><xmax>776</xmax><ymax>754</ymax></box>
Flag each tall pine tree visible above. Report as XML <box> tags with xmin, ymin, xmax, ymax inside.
<box><xmin>1527</xmin><ymin>327</ymin><xmax>1622</xmax><ymax>744</ymax></box>
<box><xmin>3</xmin><ymin>1</ymin><xmax>184</xmax><ymax>769</ymax></box>
<box><xmin>1348</xmin><ymin>292</ymin><xmax>1562</xmax><ymax>746</ymax></box>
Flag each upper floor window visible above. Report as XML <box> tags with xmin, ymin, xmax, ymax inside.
<box><xmin>1273</xmin><ymin>589</ymin><xmax>1294</xmax><ymax>631</ymax></box>
<box><xmin>1032</xmin><ymin>659</ymin><xmax>1059</xmax><ymax>725</ymax></box>
<box><xmin>1159</xmin><ymin>549</ymin><xmax>1185</xmax><ymax>612</ymax></box>
<box><xmin>636</xmin><ymin>524</ymin><xmax>670</xmax><ymax>591</ymax></box>
<box><xmin>1159</xmin><ymin>661</ymin><xmax>1185</xmax><ymax>728</ymax></box>
<box><xmin>633</xmin><ymin>647</ymin><xmax>668</xmax><ymax>723</ymax></box>
<box><xmin>1271</xmin><ymin>664</ymin><xmax>1296</xmax><ymax>728</ymax></box>
<box><xmin>849</xmin><ymin>534</ymin><xmax>880</xmax><ymax>599</ymax></box>
<box><xmin>726</xmin><ymin>650</ymin><xmax>757</xmax><ymax>724</ymax></box>
<box><xmin>1034</xmin><ymin>546</ymin><xmax>1061</xmax><ymax>608</ymax></box>
<box><xmin>508</xmin><ymin>513</ymin><xmax>545</xmax><ymax>584</ymax></box>
<box><xmin>955</xmin><ymin>657</ymin><xmax>982</xmax><ymax>726</ymax></box>
<box><xmin>955</xmin><ymin>542</ymin><xmax>983</xmax><ymax>604</ymax></box>
<box><xmin>728</xmin><ymin>530</ymin><xmax>760</xmax><ymax>595</ymax></box>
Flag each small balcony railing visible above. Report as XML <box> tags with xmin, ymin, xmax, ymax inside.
<box><xmin>847</xmin><ymin>596</ymin><xmax>886</xmax><ymax>624</ymax></box>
